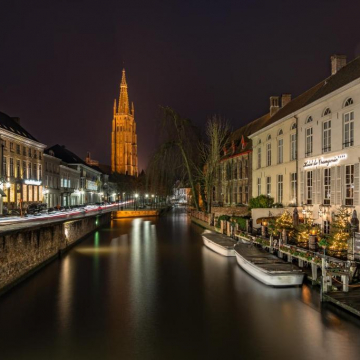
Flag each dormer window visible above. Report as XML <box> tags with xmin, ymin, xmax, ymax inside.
<box><xmin>305</xmin><ymin>116</ymin><xmax>313</xmax><ymax>124</ymax></box>
<box><xmin>344</xmin><ymin>98</ymin><xmax>354</xmax><ymax>107</ymax></box>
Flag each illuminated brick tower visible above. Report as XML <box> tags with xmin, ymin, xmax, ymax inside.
<box><xmin>111</xmin><ymin>69</ymin><xmax>138</xmax><ymax>176</ymax></box>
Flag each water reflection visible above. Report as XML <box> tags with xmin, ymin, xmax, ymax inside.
<box><xmin>0</xmin><ymin>209</ymin><xmax>359</xmax><ymax>360</ymax></box>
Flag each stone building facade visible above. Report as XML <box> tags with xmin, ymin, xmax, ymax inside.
<box><xmin>111</xmin><ymin>69</ymin><xmax>138</xmax><ymax>176</ymax></box>
<box><xmin>0</xmin><ymin>112</ymin><xmax>46</xmax><ymax>211</ymax></box>
<box><xmin>43</xmin><ymin>152</ymin><xmax>61</xmax><ymax>207</ymax></box>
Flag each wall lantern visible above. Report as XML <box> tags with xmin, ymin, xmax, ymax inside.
<box><xmin>310</xmin><ymin>227</ymin><xmax>317</xmax><ymax>236</ymax></box>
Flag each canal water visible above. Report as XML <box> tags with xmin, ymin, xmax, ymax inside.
<box><xmin>0</xmin><ymin>208</ymin><xmax>360</xmax><ymax>360</ymax></box>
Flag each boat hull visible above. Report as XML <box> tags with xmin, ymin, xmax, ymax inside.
<box><xmin>203</xmin><ymin>237</ymin><xmax>235</xmax><ymax>257</ymax></box>
<box><xmin>235</xmin><ymin>252</ymin><xmax>304</xmax><ymax>287</ymax></box>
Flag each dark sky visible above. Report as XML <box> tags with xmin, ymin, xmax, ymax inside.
<box><xmin>1</xmin><ymin>0</ymin><xmax>360</xmax><ymax>170</ymax></box>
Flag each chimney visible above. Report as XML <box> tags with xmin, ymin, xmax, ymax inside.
<box><xmin>331</xmin><ymin>54</ymin><xmax>346</xmax><ymax>75</ymax></box>
<box><xmin>12</xmin><ymin>117</ymin><xmax>20</xmax><ymax>124</ymax></box>
<box><xmin>270</xmin><ymin>96</ymin><xmax>280</xmax><ymax>117</ymax></box>
<box><xmin>281</xmin><ymin>94</ymin><xmax>292</xmax><ymax>108</ymax></box>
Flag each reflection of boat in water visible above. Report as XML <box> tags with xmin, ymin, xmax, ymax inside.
<box><xmin>234</xmin><ymin>242</ymin><xmax>304</xmax><ymax>287</ymax></box>
<box><xmin>202</xmin><ymin>231</ymin><xmax>236</xmax><ymax>257</ymax></box>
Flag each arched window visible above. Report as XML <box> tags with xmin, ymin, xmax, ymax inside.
<box><xmin>290</xmin><ymin>123</ymin><xmax>297</xmax><ymax>130</ymax></box>
<box><xmin>344</xmin><ymin>98</ymin><xmax>354</xmax><ymax>107</ymax></box>
<box><xmin>258</xmin><ymin>139</ymin><xmax>261</xmax><ymax>145</ymax></box>
<box><xmin>278</xmin><ymin>129</ymin><xmax>283</xmax><ymax>136</ymax></box>
<box><xmin>266</xmin><ymin>134</ymin><xmax>271</xmax><ymax>141</ymax></box>
<box><xmin>305</xmin><ymin>116</ymin><xmax>313</xmax><ymax>124</ymax></box>
<box><xmin>323</xmin><ymin>108</ymin><xmax>331</xmax><ymax>116</ymax></box>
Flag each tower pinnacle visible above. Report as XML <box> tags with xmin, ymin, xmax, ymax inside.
<box><xmin>118</xmin><ymin>68</ymin><xmax>130</xmax><ymax>114</ymax></box>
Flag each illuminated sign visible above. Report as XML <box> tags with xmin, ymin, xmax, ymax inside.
<box><xmin>86</xmin><ymin>180</ymin><xmax>97</xmax><ymax>190</ymax></box>
<box><xmin>303</xmin><ymin>154</ymin><xmax>347</xmax><ymax>169</ymax></box>
<box><xmin>24</xmin><ymin>179</ymin><xmax>42</xmax><ymax>186</ymax></box>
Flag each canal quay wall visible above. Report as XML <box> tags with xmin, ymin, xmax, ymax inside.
<box><xmin>0</xmin><ymin>213</ymin><xmax>111</xmax><ymax>295</ymax></box>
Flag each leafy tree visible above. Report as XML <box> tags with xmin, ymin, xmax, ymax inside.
<box><xmin>249</xmin><ymin>195</ymin><xmax>274</xmax><ymax>209</ymax></box>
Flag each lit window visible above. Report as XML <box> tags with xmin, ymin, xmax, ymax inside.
<box><xmin>324</xmin><ymin>168</ymin><xmax>331</xmax><ymax>205</ymax></box>
<box><xmin>323</xmin><ymin>120</ymin><xmax>331</xmax><ymax>153</ymax></box>
<box><xmin>277</xmin><ymin>174</ymin><xmax>283</xmax><ymax>203</ymax></box>
<box><xmin>306</xmin><ymin>171</ymin><xmax>313</xmax><ymax>205</ymax></box>
<box><xmin>345</xmin><ymin>165</ymin><xmax>354</xmax><ymax>205</ymax></box>
<box><xmin>344</xmin><ymin>111</ymin><xmax>354</xmax><ymax>148</ymax></box>
<box><xmin>305</xmin><ymin>127</ymin><xmax>313</xmax><ymax>157</ymax></box>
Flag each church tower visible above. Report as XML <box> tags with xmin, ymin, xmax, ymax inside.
<box><xmin>111</xmin><ymin>69</ymin><xmax>138</xmax><ymax>176</ymax></box>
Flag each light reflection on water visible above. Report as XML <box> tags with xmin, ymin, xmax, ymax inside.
<box><xmin>0</xmin><ymin>209</ymin><xmax>359</xmax><ymax>360</ymax></box>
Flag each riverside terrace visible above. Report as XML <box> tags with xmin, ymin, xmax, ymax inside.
<box><xmin>190</xmin><ymin>210</ymin><xmax>360</xmax><ymax>317</ymax></box>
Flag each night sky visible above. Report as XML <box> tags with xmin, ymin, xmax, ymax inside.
<box><xmin>1</xmin><ymin>0</ymin><xmax>360</xmax><ymax>170</ymax></box>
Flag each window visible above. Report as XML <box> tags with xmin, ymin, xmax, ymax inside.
<box><xmin>324</xmin><ymin>168</ymin><xmax>331</xmax><ymax>205</ymax></box>
<box><xmin>234</xmin><ymin>163</ymin><xmax>237</xmax><ymax>179</ymax></box>
<box><xmin>290</xmin><ymin>173</ymin><xmax>297</xmax><ymax>203</ymax></box>
<box><xmin>345</xmin><ymin>165</ymin><xmax>354</xmax><ymax>205</ymax></box>
<box><xmin>306</xmin><ymin>171</ymin><xmax>313</xmax><ymax>205</ymax></box>
<box><xmin>324</xmin><ymin>220</ymin><xmax>330</xmax><ymax>234</ymax></box>
<box><xmin>9</xmin><ymin>158</ymin><xmax>14</xmax><ymax>177</ymax></box>
<box><xmin>278</xmin><ymin>129</ymin><xmax>283</xmax><ymax>136</ymax></box>
<box><xmin>244</xmin><ymin>160</ymin><xmax>248</xmax><ymax>178</ymax></box>
<box><xmin>266</xmin><ymin>176</ymin><xmax>271</xmax><ymax>196</ymax></box>
<box><xmin>245</xmin><ymin>186</ymin><xmax>249</xmax><ymax>204</ymax></box>
<box><xmin>39</xmin><ymin>152</ymin><xmax>42</xmax><ymax>160</ymax></box>
<box><xmin>239</xmin><ymin>161</ymin><xmax>242</xmax><ymax>179</ymax></box>
<box><xmin>16</xmin><ymin>160</ymin><xmax>20</xmax><ymax>178</ymax></box>
<box><xmin>10</xmin><ymin>142</ymin><xmax>14</xmax><ymax>152</ymax></box>
<box><xmin>306</xmin><ymin>116</ymin><xmax>313</xmax><ymax>124</ymax></box>
<box><xmin>16</xmin><ymin>144</ymin><xmax>20</xmax><ymax>154</ymax></box>
<box><xmin>238</xmin><ymin>186</ymin><xmax>242</xmax><ymax>203</ymax></box>
<box><xmin>277</xmin><ymin>175</ymin><xmax>283</xmax><ymax>203</ymax></box>
<box><xmin>323</xmin><ymin>108</ymin><xmax>331</xmax><ymax>116</ymax></box>
<box><xmin>39</xmin><ymin>164</ymin><xmax>42</xmax><ymax>180</ymax></box>
<box><xmin>23</xmin><ymin>146</ymin><xmax>26</xmax><ymax>156</ymax></box>
<box><xmin>305</xmin><ymin>127</ymin><xmax>313</xmax><ymax>157</ymax></box>
<box><xmin>290</xmin><ymin>123</ymin><xmax>297</xmax><ymax>130</ymax></box>
<box><xmin>34</xmin><ymin>151</ymin><xmax>37</xmax><ymax>159</ymax></box>
<box><xmin>23</xmin><ymin>161</ymin><xmax>26</xmax><ymax>179</ymax></box>
<box><xmin>344</xmin><ymin>98</ymin><xmax>354</xmax><ymax>107</ymax></box>
<box><xmin>33</xmin><ymin>164</ymin><xmax>37</xmax><ymax>179</ymax></box>
<box><xmin>28</xmin><ymin>148</ymin><xmax>32</xmax><ymax>157</ymax></box>
<box><xmin>266</xmin><ymin>143</ymin><xmax>271</xmax><ymax>166</ymax></box>
<box><xmin>290</xmin><ymin>133</ymin><xmax>297</xmax><ymax>161</ymax></box>
<box><xmin>257</xmin><ymin>178</ymin><xmax>261</xmax><ymax>196</ymax></box>
<box><xmin>344</xmin><ymin>111</ymin><xmax>354</xmax><ymax>148</ymax></box>
<box><xmin>28</xmin><ymin>163</ymin><xmax>31</xmax><ymax>178</ymax></box>
<box><xmin>257</xmin><ymin>147</ymin><xmax>261</xmax><ymax>169</ymax></box>
<box><xmin>3</xmin><ymin>157</ymin><xmax>7</xmax><ymax>176</ymax></box>
<box><xmin>266</xmin><ymin>134</ymin><xmax>271</xmax><ymax>141</ymax></box>
<box><xmin>278</xmin><ymin>138</ymin><xmax>283</xmax><ymax>164</ymax></box>
<box><xmin>323</xmin><ymin>120</ymin><xmax>331</xmax><ymax>153</ymax></box>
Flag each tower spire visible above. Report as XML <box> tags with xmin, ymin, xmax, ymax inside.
<box><xmin>118</xmin><ymin>68</ymin><xmax>130</xmax><ymax>114</ymax></box>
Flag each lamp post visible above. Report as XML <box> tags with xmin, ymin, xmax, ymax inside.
<box><xmin>134</xmin><ymin>193</ymin><xmax>139</xmax><ymax>210</ymax></box>
<box><xmin>309</xmin><ymin>225</ymin><xmax>318</xmax><ymax>251</ymax></box>
<box><xmin>151</xmin><ymin>194</ymin><xmax>154</xmax><ymax>209</ymax></box>
<box><xmin>261</xmin><ymin>220</ymin><xmax>268</xmax><ymax>238</ymax></box>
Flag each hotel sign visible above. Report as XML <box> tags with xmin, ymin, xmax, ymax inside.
<box><xmin>24</xmin><ymin>179</ymin><xmax>42</xmax><ymax>186</ymax></box>
<box><xmin>303</xmin><ymin>154</ymin><xmax>347</xmax><ymax>169</ymax></box>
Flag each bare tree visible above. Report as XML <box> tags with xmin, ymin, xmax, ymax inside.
<box><xmin>147</xmin><ymin>107</ymin><xmax>201</xmax><ymax>210</ymax></box>
<box><xmin>197</xmin><ymin>115</ymin><xmax>229</xmax><ymax>213</ymax></box>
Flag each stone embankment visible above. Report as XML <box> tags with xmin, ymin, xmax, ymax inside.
<box><xmin>0</xmin><ymin>213</ymin><xmax>111</xmax><ymax>295</ymax></box>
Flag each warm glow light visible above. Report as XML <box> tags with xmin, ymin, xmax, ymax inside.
<box><xmin>310</xmin><ymin>228</ymin><xmax>317</xmax><ymax>236</ymax></box>
<box><xmin>145</xmin><ymin>194</ymin><xmax>148</xmax><ymax>198</ymax></box>
<box><xmin>135</xmin><ymin>193</ymin><xmax>139</xmax><ymax>198</ymax></box>
<box><xmin>151</xmin><ymin>194</ymin><xmax>154</xmax><ymax>198</ymax></box>
<box><xmin>5</xmin><ymin>182</ymin><xmax>11</xmax><ymax>189</ymax></box>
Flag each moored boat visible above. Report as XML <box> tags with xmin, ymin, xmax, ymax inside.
<box><xmin>234</xmin><ymin>242</ymin><xmax>304</xmax><ymax>287</ymax></box>
<box><xmin>202</xmin><ymin>231</ymin><xmax>236</xmax><ymax>257</ymax></box>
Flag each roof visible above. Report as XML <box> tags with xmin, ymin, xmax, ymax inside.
<box><xmin>0</xmin><ymin>111</ymin><xmax>39</xmax><ymax>142</ymax></box>
<box><xmin>250</xmin><ymin>55</ymin><xmax>360</xmax><ymax>136</ymax></box>
<box><xmin>46</xmin><ymin>144</ymin><xmax>88</xmax><ymax>166</ymax></box>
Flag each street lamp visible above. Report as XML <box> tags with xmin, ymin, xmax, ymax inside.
<box><xmin>134</xmin><ymin>193</ymin><xmax>139</xmax><ymax>210</ymax></box>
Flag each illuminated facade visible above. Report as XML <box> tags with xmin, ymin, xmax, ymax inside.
<box><xmin>111</xmin><ymin>69</ymin><xmax>138</xmax><ymax>176</ymax></box>
<box><xmin>0</xmin><ymin>112</ymin><xmax>46</xmax><ymax>211</ymax></box>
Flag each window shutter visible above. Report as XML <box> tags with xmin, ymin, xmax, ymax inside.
<box><xmin>312</xmin><ymin>170</ymin><xmax>316</xmax><ymax>204</ymax></box>
<box><xmin>316</xmin><ymin>169</ymin><xmax>321</xmax><ymax>204</ymax></box>
<box><xmin>330</xmin><ymin>167</ymin><xmax>336</xmax><ymax>205</ymax></box>
<box><xmin>336</xmin><ymin>166</ymin><xmax>342</xmax><ymax>205</ymax></box>
<box><xmin>300</xmin><ymin>171</ymin><xmax>304</xmax><ymax>205</ymax></box>
<box><xmin>354</xmin><ymin>163</ymin><xmax>360</xmax><ymax>206</ymax></box>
